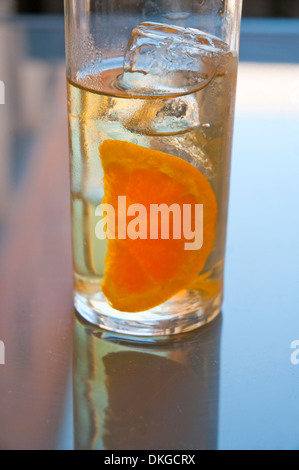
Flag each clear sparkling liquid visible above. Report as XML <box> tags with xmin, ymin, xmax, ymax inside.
<box><xmin>67</xmin><ymin>40</ymin><xmax>237</xmax><ymax>335</ymax></box>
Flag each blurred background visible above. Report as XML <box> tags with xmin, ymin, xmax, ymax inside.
<box><xmin>0</xmin><ymin>0</ymin><xmax>298</xmax><ymax>16</ymax></box>
<box><xmin>0</xmin><ymin>0</ymin><xmax>299</xmax><ymax>452</ymax></box>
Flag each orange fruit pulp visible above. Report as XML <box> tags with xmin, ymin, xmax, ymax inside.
<box><xmin>99</xmin><ymin>140</ymin><xmax>217</xmax><ymax>313</ymax></box>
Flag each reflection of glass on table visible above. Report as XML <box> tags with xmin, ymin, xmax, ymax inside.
<box><xmin>73</xmin><ymin>313</ymin><xmax>222</xmax><ymax>450</ymax></box>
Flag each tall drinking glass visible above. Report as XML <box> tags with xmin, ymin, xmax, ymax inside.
<box><xmin>65</xmin><ymin>0</ymin><xmax>243</xmax><ymax>337</ymax></box>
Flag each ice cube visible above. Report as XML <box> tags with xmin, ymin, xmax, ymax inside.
<box><xmin>123</xmin><ymin>94</ymin><xmax>200</xmax><ymax>135</ymax></box>
<box><xmin>118</xmin><ymin>22</ymin><xmax>230</xmax><ymax>96</ymax></box>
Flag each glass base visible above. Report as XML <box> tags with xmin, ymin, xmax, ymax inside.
<box><xmin>75</xmin><ymin>290</ymin><xmax>222</xmax><ymax>338</ymax></box>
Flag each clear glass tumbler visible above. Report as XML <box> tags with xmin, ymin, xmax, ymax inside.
<box><xmin>65</xmin><ymin>0</ymin><xmax>243</xmax><ymax>337</ymax></box>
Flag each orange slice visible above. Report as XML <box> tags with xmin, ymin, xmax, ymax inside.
<box><xmin>99</xmin><ymin>140</ymin><xmax>217</xmax><ymax>312</ymax></box>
